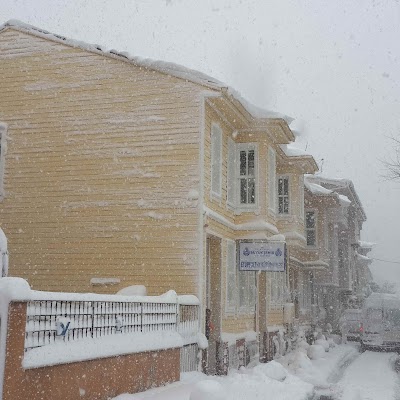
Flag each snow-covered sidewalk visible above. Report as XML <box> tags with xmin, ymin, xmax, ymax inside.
<box><xmin>113</xmin><ymin>343</ymin><xmax>359</xmax><ymax>400</ymax></box>
<box><xmin>335</xmin><ymin>350</ymin><xmax>400</xmax><ymax>400</ymax></box>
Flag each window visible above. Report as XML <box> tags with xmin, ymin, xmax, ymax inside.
<box><xmin>238</xmin><ymin>269</ymin><xmax>256</xmax><ymax>312</ymax></box>
<box><xmin>269</xmin><ymin>272</ymin><xmax>287</xmax><ymax>310</ymax></box>
<box><xmin>300</xmin><ymin>273</ymin><xmax>312</xmax><ymax>311</ymax></box>
<box><xmin>0</xmin><ymin>123</ymin><xmax>7</xmax><ymax>197</ymax></box>
<box><xmin>226</xmin><ymin>240</ymin><xmax>237</xmax><ymax>313</ymax></box>
<box><xmin>268</xmin><ymin>147</ymin><xmax>276</xmax><ymax>213</ymax></box>
<box><xmin>277</xmin><ymin>176</ymin><xmax>289</xmax><ymax>214</ymax></box>
<box><xmin>227</xmin><ymin>138</ymin><xmax>236</xmax><ymax>207</ymax></box>
<box><xmin>299</xmin><ymin>176</ymin><xmax>304</xmax><ymax>219</ymax></box>
<box><xmin>306</xmin><ymin>210</ymin><xmax>317</xmax><ymax>246</ymax></box>
<box><xmin>238</xmin><ymin>144</ymin><xmax>256</xmax><ymax>205</ymax></box>
<box><xmin>210</xmin><ymin>123</ymin><xmax>222</xmax><ymax>198</ymax></box>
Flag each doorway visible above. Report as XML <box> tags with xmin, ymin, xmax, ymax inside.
<box><xmin>205</xmin><ymin>235</ymin><xmax>222</xmax><ymax>374</ymax></box>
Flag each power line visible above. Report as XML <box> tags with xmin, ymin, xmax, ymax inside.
<box><xmin>371</xmin><ymin>257</ymin><xmax>400</xmax><ymax>265</ymax></box>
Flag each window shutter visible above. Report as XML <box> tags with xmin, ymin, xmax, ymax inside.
<box><xmin>227</xmin><ymin>138</ymin><xmax>236</xmax><ymax>206</ymax></box>
<box><xmin>211</xmin><ymin>124</ymin><xmax>222</xmax><ymax>197</ymax></box>
<box><xmin>268</xmin><ymin>147</ymin><xmax>276</xmax><ymax>213</ymax></box>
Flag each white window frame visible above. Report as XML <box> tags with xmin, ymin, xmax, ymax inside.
<box><xmin>277</xmin><ymin>175</ymin><xmax>290</xmax><ymax>215</ymax></box>
<box><xmin>268</xmin><ymin>147</ymin><xmax>276</xmax><ymax>215</ymax></box>
<box><xmin>237</xmin><ymin>143</ymin><xmax>258</xmax><ymax>211</ymax></box>
<box><xmin>0</xmin><ymin>123</ymin><xmax>7</xmax><ymax>199</ymax></box>
<box><xmin>305</xmin><ymin>209</ymin><xmax>317</xmax><ymax>247</ymax></box>
<box><xmin>226</xmin><ymin>138</ymin><xmax>236</xmax><ymax>209</ymax></box>
<box><xmin>225</xmin><ymin>240</ymin><xmax>237</xmax><ymax>314</ymax></box>
<box><xmin>210</xmin><ymin>122</ymin><xmax>222</xmax><ymax>200</ymax></box>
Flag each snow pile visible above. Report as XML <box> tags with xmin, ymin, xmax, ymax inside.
<box><xmin>189</xmin><ymin>381</ymin><xmax>226</xmax><ymax>400</ymax></box>
<box><xmin>249</xmin><ymin>360</ymin><xmax>288</xmax><ymax>382</ymax></box>
<box><xmin>114</xmin><ymin>344</ymin><xmax>360</xmax><ymax>400</ymax></box>
<box><xmin>307</xmin><ymin>344</ymin><xmax>326</xmax><ymax>360</ymax></box>
<box><xmin>314</xmin><ymin>339</ymin><xmax>330</xmax><ymax>352</ymax></box>
<box><xmin>117</xmin><ymin>285</ymin><xmax>147</xmax><ymax>296</ymax></box>
<box><xmin>117</xmin><ymin>363</ymin><xmax>313</xmax><ymax>400</ymax></box>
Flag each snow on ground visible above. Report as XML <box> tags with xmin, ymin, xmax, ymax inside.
<box><xmin>113</xmin><ymin>342</ymin><xmax>359</xmax><ymax>400</ymax></box>
<box><xmin>280</xmin><ymin>342</ymin><xmax>359</xmax><ymax>389</ymax></box>
<box><xmin>336</xmin><ymin>350</ymin><xmax>400</xmax><ymax>400</ymax></box>
<box><xmin>114</xmin><ymin>367</ymin><xmax>313</xmax><ymax>400</ymax></box>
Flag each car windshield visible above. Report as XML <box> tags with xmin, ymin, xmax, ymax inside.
<box><xmin>366</xmin><ymin>309</ymin><xmax>382</xmax><ymax>320</ymax></box>
<box><xmin>386</xmin><ymin>309</ymin><xmax>400</xmax><ymax>327</ymax></box>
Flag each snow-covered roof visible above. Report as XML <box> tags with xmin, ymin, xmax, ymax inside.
<box><xmin>0</xmin><ymin>19</ymin><xmax>293</xmax><ymax>124</ymax></box>
<box><xmin>304</xmin><ymin>179</ymin><xmax>333</xmax><ymax>196</ymax></box>
<box><xmin>356</xmin><ymin>252</ymin><xmax>372</xmax><ymax>263</ymax></box>
<box><xmin>338</xmin><ymin>194</ymin><xmax>351</xmax><ymax>206</ymax></box>
<box><xmin>279</xmin><ymin>144</ymin><xmax>313</xmax><ymax>158</ymax></box>
<box><xmin>306</xmin><ymin>175</ymin><xmax>366</xmax><ymax>220</ymax></box>
<box><xmin>359</xmin><ymin>240</ymin><xmax>376</xmax><ymax>249</ymax></box>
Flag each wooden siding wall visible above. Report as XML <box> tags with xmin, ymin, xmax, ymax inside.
<box><xmin>0</xmin><ymin>29</ymin><xmax>205</xmax><ymax>294</ymax></box>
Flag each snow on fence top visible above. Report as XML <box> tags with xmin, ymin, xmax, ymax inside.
<box><xmin>0</xmin><ymin>19</ymin><xmax>293</xmax><ymax>124</ymax></box>
<box><xmin>0</xmin><ymin>277</ymin><xmax>199</xmax><ymax>305</ymax></box>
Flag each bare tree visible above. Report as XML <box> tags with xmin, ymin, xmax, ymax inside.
<box><xmin>383</xmin><ymin>137</ymin><xmax>400</xmax><ymax>180</ymax></box>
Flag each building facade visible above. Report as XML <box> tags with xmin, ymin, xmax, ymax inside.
<box><xmin>0</xmin><ymin>21</ymin><xmax>372</xmax><ymax>372</ymax></box>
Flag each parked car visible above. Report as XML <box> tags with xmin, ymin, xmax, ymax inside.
<box><xmin>361</xmin><ymin>292</ymin><xmax>400</xmax><ymax>351</ymax></box>
<box><xmin>339</xmin><ymin>309</ymin><xmax>363</xmax><ymax>342</ymax></box>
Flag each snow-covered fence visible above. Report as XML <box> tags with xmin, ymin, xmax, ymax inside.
<box><xmin>178</xmin><ymin>302</ymin><xmax>202</xmax><ymax>372</ymax></box>
<box><xmin>25</xmin><ymin>299</ymin><xmax>177</xmax><ymax>351</ymax></box>
<box><xmin>0</xmin><ymin>278</ymin><xmax>203</xmax><ymax>400</ymax></box>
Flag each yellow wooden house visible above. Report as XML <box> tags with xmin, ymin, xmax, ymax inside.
<box><xmin>0</xmin><ymin>20</ymin><xmax>318</xmax><ymax>371</ymax></box>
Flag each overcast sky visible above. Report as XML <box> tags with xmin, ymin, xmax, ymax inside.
<box><xmin>1</xmin><ymin>0</ymin><xmax>400</xmax><ymax>288</ymax></box>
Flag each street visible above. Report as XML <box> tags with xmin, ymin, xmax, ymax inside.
<box><xmin>316</xmin><ymin>347</ymin><xmax>400</xmax><ymax>400</ymax></box>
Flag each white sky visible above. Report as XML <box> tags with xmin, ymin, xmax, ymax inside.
<box><xmin>1</xmin><ymin>0</ymin><xmax>400</xmax><ymax>287</ymax></box>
